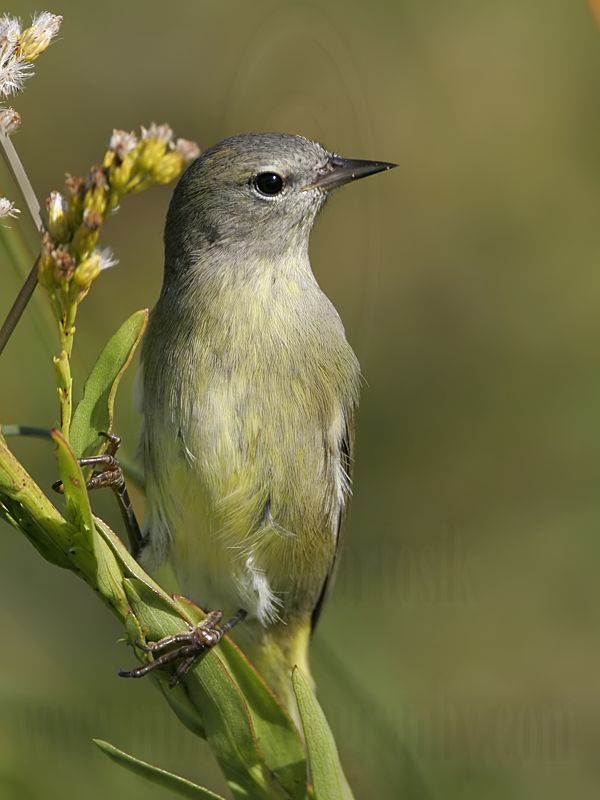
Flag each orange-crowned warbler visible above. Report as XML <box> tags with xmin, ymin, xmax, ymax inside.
<box><xmin>135</xmin><ymin>133</ymin><xmax>395</xmax><ymax>713</ymax></box>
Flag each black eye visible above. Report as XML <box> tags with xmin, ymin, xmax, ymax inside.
<box><xmin>253</xmin><ymin>172</ymin><xmax>284</xmax><ymax>196</ymax></box>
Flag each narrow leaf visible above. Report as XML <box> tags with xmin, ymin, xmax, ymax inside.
<box><xmin>50</xmin><ymin>432</ymin><xmax>132</xmax><ymax>617</ymax></box>
<box><xmin>51</xmin><ymin>429</ymin><xmax>96</xmax><ymax>559</ymax></box>
<box><xmin>70</xmin><ymin>308</ymin><xmax>148</xmax><ymax>458</ymax></box>
<box><xmin>93</xmin><ymin>739</ymin><xmax>227</xmax><ymax>799</ymax></box>
<box><xmin>292</xmin><ymin>667</ymin><xmax>354</xmax><ymax>800</ymax></box>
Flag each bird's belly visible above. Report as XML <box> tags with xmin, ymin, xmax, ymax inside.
<box><xmin>145</xmin><ymin>372</ymin><xmax>342</xmax><ymax>624</ymax></box>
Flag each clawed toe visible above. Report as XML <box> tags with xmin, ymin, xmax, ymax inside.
<box><xmin>119</xmin><ymin>609</ymin><xmax>247</xmax><ymax>686</ymax></box>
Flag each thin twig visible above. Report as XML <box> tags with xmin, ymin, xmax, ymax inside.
<box><xmin>0</xmin><ymin>127</ymin><xmax>44</xmax><ymax>233</ymax></box>
<box><xmin>0</xmin><ymin>125</ymin><xmax>46</xmax><ymax>356</ymax></box>
<box><xmin>0</xmin><ymin>255</ymin><xmax>39</xmax><ymax>355</ymax></box>
<box><xmin>1</xmin><ymin>424</ymin><xmax>52</xmax><ymax>439</ymax></box>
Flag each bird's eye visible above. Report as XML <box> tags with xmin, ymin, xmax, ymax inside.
<box><xmin>253</xmin><ymin>172</ymin><xmax>284</xmax><ymax>196</ymax></box>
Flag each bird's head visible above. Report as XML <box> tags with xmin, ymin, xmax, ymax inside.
<box><xmin>164</xmin><ymin>132</ymin><xmax>395</xmax><ymax>270</ymax></box>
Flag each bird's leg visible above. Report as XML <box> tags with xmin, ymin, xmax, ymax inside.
<box><xmin>52</xmin><ymin>431</ymin><xmax>145</xmax><ymax>557</ymax></box>
<box><xmin>119</xmin><ymin>609</ymin><xmax>247</xmax><ymax>687</ymax></box>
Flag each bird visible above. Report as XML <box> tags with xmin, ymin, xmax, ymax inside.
<box><xmin>136</xmin><ymin>132</ymin><xmax>395</xmax><ymax>714</ymax></box>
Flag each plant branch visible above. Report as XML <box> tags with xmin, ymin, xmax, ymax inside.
<box><xmin>0</xmin><ymin>127</ymin><xmax>44</xmax><ymax>233</ymax></box>
<box><xmin>0</xmin><ymin>254</ymin><xmax>39</xmax><ymax>356</ymax></box>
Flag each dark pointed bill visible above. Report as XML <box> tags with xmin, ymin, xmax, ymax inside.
<box><xmin>302</xmin><ymin>155</ymin><xmax>397</xmax><ymax>192</ymax></box>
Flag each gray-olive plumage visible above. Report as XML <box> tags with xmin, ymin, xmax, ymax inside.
<box><xmin>138</xmin><ymin>133</ymin><xmax>394</xmax><ymax>710</ymax></box>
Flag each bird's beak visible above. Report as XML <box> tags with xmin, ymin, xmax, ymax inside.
<box><xmin>302</xmin><ymin>155</ymin><xmax>397</xmax><ymax>192</ymax></box>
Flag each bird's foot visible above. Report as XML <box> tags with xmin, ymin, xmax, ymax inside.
<box><xmin>52</xmin><ymin>431</ymin><xmax>144</xmax><ymax>556</ymax></box>
<box><xmin>53</xmin><ymin>430</ymin><xmax>123</xmax><ymax>492</ymax></box>
<box><xmin>119</xmin><ymin>608</ymin><xmax>247</xmax><ymax>687</ymax></box>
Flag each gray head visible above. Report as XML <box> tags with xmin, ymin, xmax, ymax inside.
<box><xmin>164</xmin><ymin>132</ymin><xmax>395</xmax><ymax>274</ymax></box>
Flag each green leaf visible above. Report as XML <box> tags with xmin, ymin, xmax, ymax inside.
<box><xmin>50</xmin><ymin>432</ymin><xmax>132</xmax><ymax>620</ymax></box>
<box><xmin>70</xmin><ymin>309</ymin><xmax>148</xmax><ymax>459</ymax></box>
<box><xmin>93</xmin><ymin>739</ymin><xmax>227</xmax><ymax>799</ymax></box>
<box><xmin>51</xmin><ymin>429</ymin><xmax>96</xmax><ymax>559</ymax></box>
<box><xmin>292</xmin><ymin>667</ymin><xmax>354</xmax><ymax>800</ymax></box>
<box><xmin>94</xmin><ymin>515</ymin><xmax>187</xmax><ymax>609</ymax></box>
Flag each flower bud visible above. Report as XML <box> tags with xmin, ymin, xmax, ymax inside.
<box><xmin>65</xmin><ymin>174</ymin><xmax>85</xmax><ymax>228</ymax></box>
<box><xmin>175</xmin><ymin>138</ymin><xmax>200</xmax><ymax>162</ymax></box>
<box><xmin>18</xmin><ymin>13</ymin><xmax>62</xmax><ymax>61</ymax></box>
<box><xmin>46</xmin><ymin>191</ymin><xmax>69</xmax><ymax>241</ymax></box>
<box><xmin>151</xmin><ymin>151</ymin><xmax>186</xmax><ymax>184</ymax></box>
<box><xmin>83</xmin><ymin>165</ymin><xmax>109</xmax><ymax>215</ymax></box>
<box><xmin>73</xmin><ymin>252</ymin><xmax>101</xmax><ymax>288</ymax></box>
<box><xmin>136</xmin><ymin>137</ymin><xmax>169</xmax><ymax>173</ymax></box>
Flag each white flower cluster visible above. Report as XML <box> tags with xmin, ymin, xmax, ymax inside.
<box><xmin>111</xmin><ymin>124</ymin><xmax>200</xmax><ymax>163</ymax></box>
<box><xmin>0</xmin><ymin>196</ymin><xmax>20</xmax><ymax>218</ymax></box>
<box><xmin>96</xmin><ymin>246</ymin><xmax>118</xmax><ymax>272</ymax></box>
<box><xmin>0</xmin><ymin>12</ymin><xmax>61</xmax><ymax>221</ymax></box>
<box><xmin>0</xmin><ymin>12</ymin><xmax>61</xmax><ymax>98</ymax></box>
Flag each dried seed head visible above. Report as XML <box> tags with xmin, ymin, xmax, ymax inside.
<box><xmin>0</xmin><ymin>12</ymin><xmax>62</xmax><ymax>99</ymax></box>
<box><xmin>174</xmin><ymin>138</ymin><xmax>200</xmax><ymax>162</ymax></box>
<box><xmin>65</xmin><ymin>174</ymin><xmax>85</xmax><ymax>197</ymax></box>
<box><xmin>51</xmin><ymin>244</ymin><xmax>75</xmax><ymax>281</ymax></box>
<box><xmin>0</xmin><ymin>57</ymin><xmax>33</xmax><ymax>96</ymax></box>
<box><xmin>109</xmin><ymin>129</ymin><xmax>138</xmax><ymax>160</ymax></box>
<box><xmin>82</xmin><ymin>208</ymin><xmax>102</xmax><ymax>230</ymax></box>
<box><xmin>87</xmin><ymin>164</ymin><xmax>108</xmax><ymax>190</ymax></box>
<box><xmin>0</xmin><ymin>106</ymin><xmax>20</xmax><ymax>133</ymax></box>
<box><xmin>0</xmin><ymin>15</ymin><xmax>26</xmax><ymax>96</ymax></box>
<box><xmin>0</xmin><ymin>15</ymin><xmax>22</xmax><ymax>48</ymax></box>
<box><xmin>0</xmin><ymin>196</ymin><xmax>20</xmax><ymax>218</ymax></box>
<box><xmin>141</xmin><ymin>122</ymin><xmax>173</xmax><ymax>143</ymax></box>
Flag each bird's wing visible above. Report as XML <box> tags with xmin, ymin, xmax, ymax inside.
<box><xmin>311</xmin><ymin>407</ymin><xmax>355</xmax><ymax>632</ymax></box>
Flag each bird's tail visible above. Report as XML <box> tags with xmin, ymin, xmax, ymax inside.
<box><xmin>231</xmin><ymin>616</ymin><xmax>313</xmax><ymax>725</ymax></box>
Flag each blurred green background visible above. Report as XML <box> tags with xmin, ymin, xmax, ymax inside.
<box><xmin>1</xmin><ymin>0</ymin><xmax>600</xmax><ymax>797</ymax></box>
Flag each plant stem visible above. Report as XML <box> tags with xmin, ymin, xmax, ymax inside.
<box><xmin>0</xmin><ymin>130</ymin><xmax>51</xmax><ymax>357</ymax></box>
<box><xmin>1</xmin><ymin>425</ymin><xmax>52</xmax><ymax>439</ymax></box>
<box><xmin>0</xmin><ymin>127</ymin><xmax>44</xmax><ymax>233</ymax></box>
<box><xmin>0</xmin><ymin>255</ymin><xmax>39</xmax><ymax>356</ymax></box>
<box><xmin>53</xmin><ymin>303</ymin><xmax>77</xmax><ymax>436</ymax></box>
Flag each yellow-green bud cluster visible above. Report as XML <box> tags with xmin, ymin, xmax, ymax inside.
<box><xmin>38</xmin><ymin>122</ymin><xmax>200</xmax><ymax>310</ymax></box>
<box><xmin>103</xmin><ymin>123</ymin><xmax>200</xmax><ymax>207</ymax></box>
